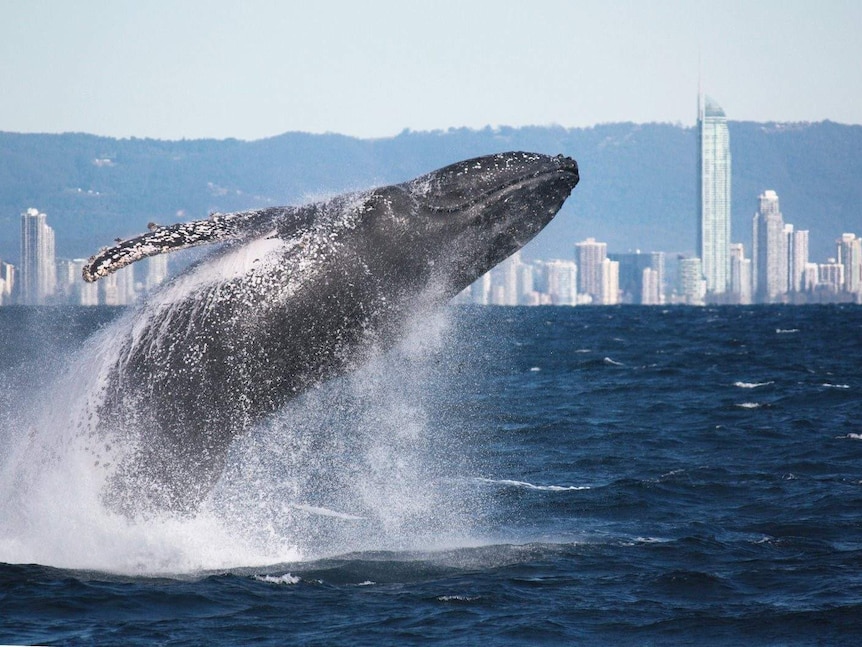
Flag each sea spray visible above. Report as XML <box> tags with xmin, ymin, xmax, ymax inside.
<box><xmin>207</xmin><ymin>305</ymin><xmax>487</xmax><ymax>560</ymax></box>
<box><xmin>0</xmin><ymin>312</ymin><xmax>295</xmax><ymax>574</ymax></box>
<box><xmin>0</xmin><ymin>304</ymin><xmax>487</xmax><ymax>573</ymax></box>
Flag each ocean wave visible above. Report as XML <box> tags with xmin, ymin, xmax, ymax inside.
<box><xmin>437</xmin><ymin>595</ymin><xmax>481</xmax><ymax>602</ymax></box>
<box><xmin>775</xmin><ymin>328</ymin><xmax>800</xmax><ymax>334</ymax></box>
<box><xmin>474</xmin><ymin>477</ymin><xmax>590</xmax><ymax>492</ymax></box>
<box><xmin>822</xmin><ymin>383</ymin><xmax>850</xmax><ymax>390</ymax></box>
<box><xmin>734</xmin><ymin>380</ymin><xmax>774</xmax><ymax>389</ymax></box>
<box><xmin>735</xmin><ymin>402</ymin><xmax>764</xmax><ymax>409</ymax></box>
<box><xmin>254</xmin><ymin>573</ymin><xmax>301</xmax><ymax>585</ymax></box>
<box><xmin>603</xmin><ymin>357</ymin><xmax>624</xmax><ymax>367</ymax></box>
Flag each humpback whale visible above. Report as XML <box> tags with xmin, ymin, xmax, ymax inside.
<box><xmin>83</xmin><ymin>151</ymin><xmax>579</xmax><ymax>515</ymax></box>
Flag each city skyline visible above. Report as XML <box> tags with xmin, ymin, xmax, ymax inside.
<box><xmin>4</xmin><ymin>201</ymin><xmax>860</xmax><ymax>308</ymax></box>
<box><xmin>3</xmin><ymin>92</ymin><xmax>861</xmax><ymax>307</ymax></box>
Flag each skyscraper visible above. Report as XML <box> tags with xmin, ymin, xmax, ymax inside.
<box><xmin>678</xmin><ymin>257</ymin><xmax>706</xmax><ymax>306</ymax></box>
<box><xmin>837</xmin><ymin>233</ymin><xmax>862</xmax><ymax>296</ymax></box>
<box><xmin>599</xmin><ymin>258</ymin><xmax>620</xmax><ymax>305</ymax></box>
<box><xmin>729</xmin><ymin>243</ymin><xmax>752</xmax><ymax>305</ymax></box>
<box><xmin>146</xmin><ymin>255</ymin><xmax>169</xmax><ymax>291</ymax></box>
<box><xmin>698</xmin><ymin>94</ymin><xmax>732</xmax><ymax>295</ymax></box>
<box><xmin>608</xmin><ymin>251</ymin><xmax>665</xmax><ymax>304</ymax></box>
<box><xmin>20</xmin><ymin>208</ymin><xmax>57</xmax><ymax>305</ymax></box>
<box><xmin>789</xmin><ymin>228</ymin><xmax>810</xmax><ymax>293</ymax></box>
<box><xmin>542</xmin><ymin>260</ymin><xmax>578</xmax><ymax>305</ymax></box>
<box><xmin>575</xmin><ymin>237</ymin><xmax>607</xmax><ymax>302</ymax></box>
<box><xmin>753</xmin><ymin>190</ymin><xmax>787</xmax><ymax>303</ymax></box>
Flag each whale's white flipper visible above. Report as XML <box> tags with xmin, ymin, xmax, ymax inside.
<box><xmin>82</xmin><ymin>206</ymin><xmax>304</xmax><ymax>282</ymax></box>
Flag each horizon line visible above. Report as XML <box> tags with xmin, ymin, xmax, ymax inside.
<box><xmin>2</xmin><ymin>118</ymin><xmax>860</xmax><ymax>144</ymax></box>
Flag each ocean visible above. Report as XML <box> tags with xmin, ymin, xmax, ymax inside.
<box><xmin>1</xmin><ymin>304</ymin><xmax>861</xmax><ymax>645</ymax></box>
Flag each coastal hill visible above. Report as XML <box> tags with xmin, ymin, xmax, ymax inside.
<box><xmin>1</xmin><ymin>122</ymin><xmax>860</xmax><ymax>264</ymax></box>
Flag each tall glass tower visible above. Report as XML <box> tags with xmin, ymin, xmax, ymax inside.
<box><xmin>698</xmin><ymin>94</ymin><xmax>732</xmax><ymax>294</ymax></box>
<box><xmin>20</xmin><ymin>207</ymin><xmax>56</xmax><ymax>305</ymax></box>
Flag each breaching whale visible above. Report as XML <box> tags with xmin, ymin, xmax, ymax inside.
<box><xmin>83</xmin><ymin>151</ymin><xmax>579</xmax><ymax>515</ymax></box>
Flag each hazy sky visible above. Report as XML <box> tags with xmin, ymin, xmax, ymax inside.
<box><xmin>2</xmin><ymin>0</ymin><xmax>860</xmax><ymax>141</ymax></box>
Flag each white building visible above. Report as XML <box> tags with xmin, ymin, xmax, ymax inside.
<box><xmin>753</xmin><ymin>190</ymin><xmax>787</xmax><ymax>302</ymax></box>
<box><xmin>20</xmin><ymin>208</ymin><xmax>57</xmax><ymax>305</ymax></box>
<box><xmin>146</xmin><ymin>255</ymin><xmax>170</xmax><ymax>291</ymax></box>
<box><xmin>575</xmin><ymin>237</ymin><xmax>607</xmax><ymax>301</ymax></box>
<box><xmin>101</xmin><ymin>266</ymin><xmax>136</xmax><ymax>305</ymax></box>
<box><xmin>543</xmin><ymin>260</ymin><xmax>578</xmax><ymax>306</ymax></box>
<box><xmin>789</xmin><ymin>228</ymin><xmax>809</xmax><ymax>293</ymax></box>
<box><xmin>641</xmin><ymin>267</ymin><xmax>661</xmax><ymax>305</ymax></box>
<box><xmin>679</xmin><ymin>257</ymin><xmax>706</xmax><ymax>306</ymax></box>
<box><xmin>599</xmin><ymin>257</ymin><xmax>620</xmax><ymax>305</ymax></box>
<box><xmin>837</xmin><ymin>233</ymin><xmax>862</xmax><ymax>295</ymax></box>
<box><xmin>729</xmin><ymin>243</ymin><xmax>752</xmax><ymax>305</ymax></box>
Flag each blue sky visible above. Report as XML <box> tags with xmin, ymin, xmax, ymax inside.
<box><xmin>2</xmin><ymin>0</ymin><xmax>860</xmax><ymax>140</ymax></box>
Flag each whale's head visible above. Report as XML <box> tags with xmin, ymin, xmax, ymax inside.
<box><xmin>353</xmin><ymin>152</ymin><xmax>579</xmax><ymax>297</ymax></box>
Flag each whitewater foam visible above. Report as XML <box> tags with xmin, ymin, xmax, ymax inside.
<box><xmin>0</xmin><ymin>303</ymin><xmax>484</xmax><ymax>575</ymax></box>
<box><xmin>254</xmin><ymin>573</ymin><xmax>302</xmax><ymax>585</ymax></box>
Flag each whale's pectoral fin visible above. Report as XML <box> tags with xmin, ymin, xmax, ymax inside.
<box><xmin>82</xmin><ymin>206</ymin><xmax>306</xmax><ymax>282</ymax></box>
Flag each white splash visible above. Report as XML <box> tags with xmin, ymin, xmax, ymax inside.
<box><xmin>254</xmin><ymin>573</ymin><xmax>301</xmax><ymax>585</ymax></box>
<box><xmin>0</xmin><ymin>303</ymin><xmax>483</xmax><ymax>575</ymax></box>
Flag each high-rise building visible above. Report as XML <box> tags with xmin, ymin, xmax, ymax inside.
<box><xmin>469</xmin><ymin>272</ymin><xmax>491</xmax><ymax>305</ymax></box>
<box><xmin>0</xmin><ymin>261</ymin><xmax>15</xmax><ymax>304</ymax></box>
<box><xmin>789</xmin><ymin>229</ymin><xmax>809</xmax><ymax>292</ymax></box>
<box><xmin>488</xmin><ymin>252</ymin><xmax>522</xmax><ymax>305</ymax></box>
<box><xmin>101</xmin><ymin>266</ymin><xmax>136</xmax><ymax>306</ymax></box>
<box><xmin>19</xmin><ymin>208</ymin><xmax>57</xmax><ymax>305</ymax></box>
<box><xmin>803</xmin><ymin>263</ymin><xmax>819</xmax><ymax>292</ymax></box>
<box><xmin>698</xmin><ymin>94</ymin><xmax>732</xmax><ymax>295</ymax></box>
<box><xmin>516</xmin><ymin>261</ymin><xmax>535</xmax><ymax>305</ymax></box>
<box><xmin>542</xmin><ymin>260</ymin><xmax>578</xmax><ymax>305</ymax></box>
<box><xmin>678</xmin><ymin>256</ymin><xmax>706</xmax><ymax>305</ymax></box>
<box><xmin>599</xmin><ymin>258</ymin><xmax>620</xmax><ymax>305</ymax></box>
<box><xmin>818</xmin><ymin>260</ymin><xmax>845</xmax><ymax>293</ymax></box>
<box><xmin>729</xmin><ymin>243</ymin><xmax>752</xmax><ymax>305</ymax></box>
<box><xmin>837</xmin><ymin>233</ymin><xmax>862</xmax><ymax>295</ymax></box>
<box><xmin>753</xmin><ymin>190</ymin><xmax>787</xmax><ymax>302</ymax></box>
<box><xmin>641</xmin><ymin>268</ymin><xmax>661</xmax><ymax>305</ymax></box>
<box><xmin>608</xmin><ymin>251</ymin><xmax>665</xmax><ymax>304</ymax></box>
<box><xmin>57</xmin><ymin>258</ymin><xmax>99</xmax><ymax>305</ymax></box>
<box><xmin>146</xmin><ymin>255</ymin><xmax>169</xmax><ymax>291</ymax></box>
<box><xmin>575</xmin><ymin>237</ymin><xmax>607</xmax><ymax>302</ymax></box>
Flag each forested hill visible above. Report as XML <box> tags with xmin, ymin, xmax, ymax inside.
<box><xmin>1</xmin><ymin>121</ymin><xmax>860</xmax><ymax>264</ymax></box>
